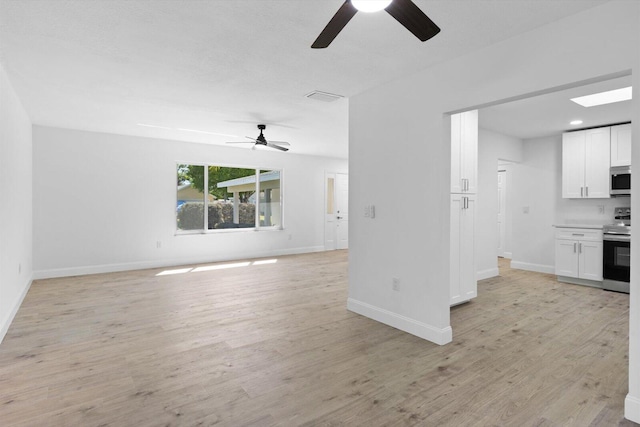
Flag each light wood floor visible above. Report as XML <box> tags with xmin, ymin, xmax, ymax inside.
<box><xmin>0</xmin><ymin>252</ymin><xmax>636</xmax><ymax>426</ymax></box>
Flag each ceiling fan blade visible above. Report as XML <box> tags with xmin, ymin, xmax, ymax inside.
<box><xmin>266</xmin><ymin>143</ymin><xmax>289</xmax><ymax>152</ymax></box>
<box><xmin>226</xmin><ymin>141</ymin><xmax>255</xmax><ymax>144</ymax></box>
<box><xmin>266</xmin><ymin>140</ymin><xmax>290</xmax><ymax>146</ymax></box>
<box><xmin>311</xmin><ymin>1</ymin><xmax>358</xmax><ymax>49</ymax></box>
<box><xmin>385</xmin><ymin>0</ymin><xmax>440</xmax><ymax>42</ymax></box>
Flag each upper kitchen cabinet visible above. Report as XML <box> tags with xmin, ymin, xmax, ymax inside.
<box><xmin>562</xmin><ymin>127</ymin><xmax>611</xmax><ymax>199</ymax></box>
<box><xmin>610</xmin><ymin>123</ymin><xmax>632</xmax><ymax>167</ymax></box>
<box><xmin>451</xmin><ymin>110</ymin><xmax>478</xmax><ymax>194</ymax></box>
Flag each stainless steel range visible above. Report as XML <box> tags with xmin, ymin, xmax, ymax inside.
<box><xmin>603</xmin><ymin>206</ymin><xmax>631</xmax><ymax>293</ymax></box>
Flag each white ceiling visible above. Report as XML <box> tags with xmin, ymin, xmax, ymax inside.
<box><xmin>480</xmin><ymin>74</ymin><xmax>633</xmax><ymax>140</ymax></box>
<box><xmin>0</xmin><ymin>0</ymin><xmax>611</xmax><ymax>159</ymax></box>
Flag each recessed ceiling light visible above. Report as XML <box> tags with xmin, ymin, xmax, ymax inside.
<box><xmin>570</xmin><ymin>120</ymin><xmax>583</xmax><ymax>125</ymax></box>
<box><xmin>570</xmin><ymin>86</ymin><xmax>632</xmax><ymax>107</ymax></box>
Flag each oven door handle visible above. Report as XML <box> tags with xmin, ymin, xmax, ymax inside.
<box><xmin>604</xmin><ymin>234</ymin><xmax>631</xmax><ymax>242</ymax></box>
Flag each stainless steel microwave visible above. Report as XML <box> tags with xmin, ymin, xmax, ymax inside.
<box><xmin>611</xmin><ymin>166</ymin><xmax>631</xmax><ymax>196</ymax></box>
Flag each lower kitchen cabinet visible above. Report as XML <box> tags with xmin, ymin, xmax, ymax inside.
<box><xmin>450</xmin><ymin>194</ymin><xmax>477</xmax><ymax>305</ymax></box>
<box><xmin>554</xmin><ymin>227</ymin><xmax>603</xmax><ymax>283</ymax></box>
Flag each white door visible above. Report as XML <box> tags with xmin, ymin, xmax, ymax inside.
<box><xmin>579</xmin><ymin>240</ymin><xmax>604</xmax><ymax>281</ymax></box>
<box><xmin>450</xmin><ymin>194</ymin><xmax>477</xmax><ymax>305</ymax></box>
<box><xmin>324</xmin><ymin>174</ymin><xmax>337</xmax><ymax>250</ymax></box>
<box><xmin>554</xmin><ymin>239</ymin><xmax>579</xmax><ymax>278</ymax></box>
<box><xmin>325</xmin><ymin>173</ymin><xmax>348</xmax><ymax>250</ymax></box>
<box><xmin>610</xmin><ymin>123</ymin><xmax>632</xmax><ymax>167</ymax></box>
<box><xmin>562</xmin><ymin>131</ymin><xmax>586</xmax><ymax>198</ymax></box>
<box><xmin>450</xmin><ymin>110</ymin><xmax>478</xmax><ymax>194</ymax></box>
<box><xmin>497</xmin><ymin>170</ymin><xmax>506</xmax><ymax>257</ymax></box>
<box><xmin>450</xmin><ymin>195</ymin><xmax>463</xmax><ymax>304</ymax></box>
<box><xmin>336</xmin><ymin>173</ymin><xmax>349</xmax><ymax>250</ymax></box>
<box><xmin>460</xmin><ymin>110</ymin><xmax>478</xmax><ymax>194</ymax></box>
<box><xmin>584</xmin><ymin>127</ymin><xmax>611</xmax><ymax>198</ymax></box>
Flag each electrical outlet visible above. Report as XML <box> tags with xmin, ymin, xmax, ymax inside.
<box><xmin>598</xmin><ymin>205</ymin><xmax>605</xmax><ymax>214</ymax></box>
<box><xmin>18</xmin><ymin>263</ymin><xmax>21</xmax><ymax>274</ymax></box>
<box><xmin>522</xmin><ymin>206</ymin><xmax>530</xmax><ymax>214</ymax></box>
<box><xmin>392</xmin><ymin>277</ymin><xmax>400</xmax><ymax>291</ymax></box>
<box><xmin>370</xmin><ymin>205</ymin><xmax>375</xmax><ymax>219</ymax></box>
<box><xmin>156</xmin><ymin>241</ymin><xmax>162</xmax><ymax>249</ymax></box>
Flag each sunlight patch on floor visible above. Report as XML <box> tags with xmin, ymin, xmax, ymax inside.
<box><xmin>155</xmin><ymin>259</ymin><xmax>278</xmax><ymax>276</ymax></box>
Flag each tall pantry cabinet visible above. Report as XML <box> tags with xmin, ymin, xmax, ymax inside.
<box><xmin>450</xmin><ymin>110</ymin><xmax>478</xmax><ymax>306</ymax></box>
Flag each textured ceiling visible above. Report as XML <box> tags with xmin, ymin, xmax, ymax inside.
<box><xmin>0</xmin><ymin>0</ymin><xmax>609</xmax><ymax>158</ymax></box>
<box><xmin>480</xmin><ymin>74</ymin><xmax>633</xmax><ymax>140</ymax></box>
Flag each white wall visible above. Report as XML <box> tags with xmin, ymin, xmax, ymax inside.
<box><xmin>348</xmin><ymin>0</ymin><xmax>639</xmax><ymax>347</ymax></box>
<box><xmin>510</xmin><ymin>135</ymin><xmax>628</xmax><ymax>274</ymax></box>
<box><xmin>626</xmin><ymin>5</ymin><xmax>640</xmax><ymax>422</ymax></box>
<box><xmin>477</xmin><ymin>127</ymin><xmax>523</xmax><ymax>279</ymax></box>
<box><xmin>0</xmin><ymin>64</ymin><xmax>33</xmax><ymax>342</ymax></box>
<box><xmin>32</xmin><ymin>126</ymin><xmax>347</xmax><ymax>278</ymax></box>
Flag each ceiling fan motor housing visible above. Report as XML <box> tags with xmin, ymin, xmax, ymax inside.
<box><xmin>257</xmin><ymin>124</ymin><xmax>267</xmax><ymax>144</ymax></box>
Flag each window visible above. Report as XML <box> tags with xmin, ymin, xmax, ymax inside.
<box><xmin>176</xmin><ymin>164</ymin><xmax>282</xmax><ymax>232</ymax></box>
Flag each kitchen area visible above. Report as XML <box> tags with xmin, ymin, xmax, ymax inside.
<box><xmin>554</xmin><ymin>122</ymin><xmax>631</xmax><ymax>293</ymax></box>
<box><xmin>470</xmin><ymin>75</ymin><xmax>634</xmax><ymax>301</ymax></box>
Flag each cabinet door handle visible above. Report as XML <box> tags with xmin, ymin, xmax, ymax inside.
<box><xmin>574</xmin><ymin>243</ymin><xmax>577</xmax><ymax>253</ymax></box>
<box><xmin>586</xmin><ymin>187</ymin><xmax>589</xmax><ymax>197</ymax></box>
<box><xmin>579</xmin><ymin>243</ymin><xmax>582</xmax><ymax>253</ymax></box>
<box><xmin>572</xmin><ymin>233</ymin><xmax>584</xmax><ymax>236</ymax></box>
<box><xmin>581</xmin><ymin>187</ymin><xmax>584</xmax><ymax>197</ymax></box>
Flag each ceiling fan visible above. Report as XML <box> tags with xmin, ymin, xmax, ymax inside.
<box><xmin>226</xmin><ymin>124</ymin><xmax>290</xmax><ymax>151</ymax></box>
<box><xmin>312</xmin><ymin>0</ymin><xmax>440</xmax><ymax>49</ymax></box>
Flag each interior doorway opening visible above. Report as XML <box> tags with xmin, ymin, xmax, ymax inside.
<box><xmin>325</xmin><ymin>172</ymin><xmax>349</xmax><ymax>250</ymax></box>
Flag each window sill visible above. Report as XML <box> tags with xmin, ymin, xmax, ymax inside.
<box><xmin>175</xmin><ymin>227</ymin><xmax>284</xmax><ymax>236</ymax></box>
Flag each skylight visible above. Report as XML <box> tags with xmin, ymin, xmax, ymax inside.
<box><xmin>570</xmin><ymin>86</ymin><xmax>632</xmax><ymax>107</ymax></box>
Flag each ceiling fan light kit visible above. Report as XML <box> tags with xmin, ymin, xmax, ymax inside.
<box><xmin>312</xmin><ymin>0</ymin><xmax>440</xmax><ymax>49</ymax></box>
<box><xmin>351</xmin><ymin>0</ymin><xmax>392</xmax><ymax>13</ymax></box>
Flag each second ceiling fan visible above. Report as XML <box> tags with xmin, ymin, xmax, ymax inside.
<box><xmin>312</xmin><ymin>0</ymin><xmax>440</xmax><ymax>49</ymax></box>
<box><xmin>226</xmin><ymin>124</ymin><xmax>290</xmax><ymax>152</ymax></box>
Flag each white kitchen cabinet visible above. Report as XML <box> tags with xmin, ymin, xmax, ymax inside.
<box><xmin>610</xmin><ymin>123</ymin><xmax>632</xmax><ymax>167</ymax></box>
<box><xmin>562</xmin><ymin>127</ymin><xmax>610</xmax><ymax>199</ymax></box>
<box><xmin>554</xmin><ymin>228</ymin><xmax>603</xmax><ymax>282</ymax></box>
<box><xmin>450</xmin><ymin>193</ymin><xmax>477</xmax><ymax>305</ymax></box>
<box><xmin>451</xmin><ymin>110</ymin><xmax>478</xmax><ymax>194</ymax></box>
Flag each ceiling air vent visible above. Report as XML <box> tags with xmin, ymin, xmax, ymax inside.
<box><xmin>305</xmin><ymin>90</ymin><xmax>344</xmax><ymax>102</ymax></box>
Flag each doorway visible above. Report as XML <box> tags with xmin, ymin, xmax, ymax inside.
<box><xmin>325</xmin><ymin>172</ymin><xmax>349</xmax><ymax>250</ymax></box>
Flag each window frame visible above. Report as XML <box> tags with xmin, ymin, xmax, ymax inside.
<box><xmin>175</xmin><ymin>162</ymin><xmax>284</xmax><ymax>235</ymax></box>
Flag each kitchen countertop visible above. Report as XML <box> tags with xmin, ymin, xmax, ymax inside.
<box><xmin>553</xmin><ymin>223</ymin><xmax>605</xmax><ymax>230</ymax></box>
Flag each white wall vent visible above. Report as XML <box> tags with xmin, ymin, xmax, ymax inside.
<box><xmin>305</xmin><ymin>90</ymin><xmax>344</xmax><ymax>102</ymax></box>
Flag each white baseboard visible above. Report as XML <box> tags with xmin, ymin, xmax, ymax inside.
<box><xmin>625</xmin><ymin>394</ymin><xmax>640</xmax><ymax>423</ymax></box>
<box><xmin>0</xmin><ymin>274</ymin><xmax>33</xmax><ymax>344</ymax></box>
<box><xmin>503</xmin><ymin>252</ymin><xmax>512</xmax><ymax>259</ymax></box>
<box><xmin>477</xmin><ymin>268</ymin><xmax>499</xmax><ymax>280</ymax></box>
<box><xmin>33</xmin><ymin>245</ymin><xmax>326</xmax><ymax>280</ymax></box>
<box><xmin>510</xmin><ymin>261</ymin><xmax>554</xmax><ymax>275</ymax></box>
<box><xmin>347</xmin><ymin>298</ymin><xmax>452</xmax><ymax>345</ymax></box>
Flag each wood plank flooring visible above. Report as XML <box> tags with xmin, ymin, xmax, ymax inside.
<box><xmin>0</xmin><ymin>252</ymin><xmax>636</xmax><ymax>426</ymax></box>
